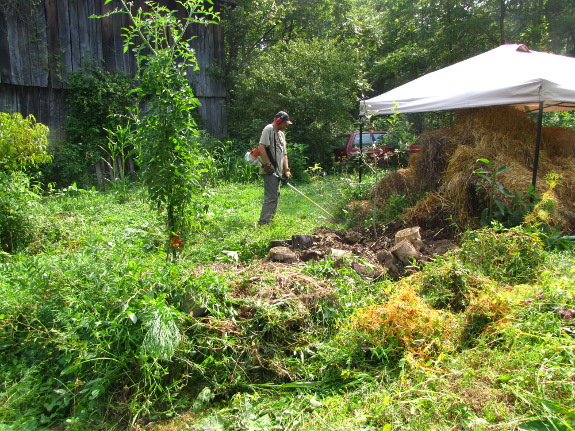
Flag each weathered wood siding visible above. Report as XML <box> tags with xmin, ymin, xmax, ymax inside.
<box><xmin>0</xmin><ymin>0</ymin><xmax>227</xmax><ymax>137</ymax></box>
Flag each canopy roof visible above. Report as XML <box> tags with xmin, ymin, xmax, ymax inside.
<box><xmin>360</xmin><ymin>44</ymin><xmax>575</xmax><ymax>116</ymax></box>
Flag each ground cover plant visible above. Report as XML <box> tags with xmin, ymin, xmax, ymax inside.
<box><xmin>0</xmin><ymin>170</ymin><xmax>574</xmax><ymax>430</ymax></box>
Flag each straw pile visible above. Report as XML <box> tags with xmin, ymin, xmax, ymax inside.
<box><xmin>374</xmin><ymin>106</ymin><xmax>575</xmax><ymax>231</ymax></box>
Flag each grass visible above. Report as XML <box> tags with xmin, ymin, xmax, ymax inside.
<box><xmin>186</xmin><ymin>178</ymin><xmax>345</xmax><ymax>262</ymax></box>
<box><xmin>1</xmin><ymin>174</ymin><xmax>574</xmax><ymax>430</ymax></box>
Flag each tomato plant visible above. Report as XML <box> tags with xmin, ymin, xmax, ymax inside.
<box><xmin>98</xmin><ymin>0</ymin><xmax>220</xmax><ymax>260</ymax></box>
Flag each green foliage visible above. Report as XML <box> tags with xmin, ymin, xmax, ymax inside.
<box><xmin>0</xmin><ymin>254</ymin><xmax>194</xmax><ymax>426</ymax></box>
<box><xmin>473</xmin><ymin>158</ymin><xmax>536</xmax><ymax>227</ymax></box>
<box><xmin>0</xmin><ymin>113</ymin><xmax>50</xmax><ymax>253</ymax></box>
<box><xmin>200</xmin><ymin>135</ymin><xmax>258</xmax><ymax>183</ymax></box>
<box><xmin>420</xmin><ymin>258</ymin><xmax>473</xmax><ymax>312</ymax></box>
<box><xmin>47</xmin><ymin>67</ymin><xmax>135</xmax><ymax>188</ymax></box>
<box><xmin>383</xmin><ymin>193</ymin><xmax>413</xmax><ymax>222</ymax></box>
<box><xmin>459</xmin><ymin>225</ymin><xmax>546</xmax><ymax>284</ymax></box>
<box><xmin>99</xmin><ymin>123</ymin><xmax>136</xmax><ymax>202</ymax></box>
<box><xmin>544</xmin><ymin>111</ymin><xmax>575</xmax><ymax>130</ymax></box>
<box><xmin>0</xmin><ymin>112</ymin><xmax>51</xmax><ymax>173</ymax></box>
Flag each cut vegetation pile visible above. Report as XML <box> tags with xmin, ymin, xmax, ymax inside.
<box><xmin>373</xmin><ymin>106</ymin><xmax>575</xmax><ymax>230</ymax></box>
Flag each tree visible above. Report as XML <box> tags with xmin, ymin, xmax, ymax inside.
<box><xmin>98</xmin><ymin>0</ymin><xmax>219</xmax><ymax>261</ymax></box>
<box><xmin>222</xmin><ymin>0</ymin><xmax>367</xmax><ymax>167</ymax></box>
<box><xmin>227</xmin><ymin>38</ymin><xmax>362</xmax><ymax>167</ymax></box>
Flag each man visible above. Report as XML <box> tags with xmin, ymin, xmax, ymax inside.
<box><xmin>257</xmin><ymin>111</ymin><xmax>292</xmax><ymax>225</ymax></box>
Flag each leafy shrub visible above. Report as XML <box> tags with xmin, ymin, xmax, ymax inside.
<box><xmin>0</xmin><ymin>112</ymin><xmax>51</xmax><ymax>172</ymax></box>
<box><xmin>0</xmin><ymin>112</ymin><xmax>50</xmax><ymax>252</ymax></box>
<box><xmin>0</xmin><ymin>172</ymin><xmax>41</xmax><ymax>252</ymax></box>
<box><xmin>459</xmin><ymin>225</ymin><xmax>546</xmax><ymax>284</ymax></box>
<box><xmin>473</xmin><ymin>158</ymin><xmax>536</xmax><ymax>227</ymax></box>
<box><xmin>383</xmin><ymin>193</ymin><xmax>416</xmax><ymax>222</ymax></box>
<box><xmin>199</xmin><ymin>135</ymin><xmax>259</xmax><ymax>183</ymax></box>
<box><xmin>104</xmin><ymin>0</ymin><xmax>220</xmax><ymax>262</ymax></box>
<box><xmin>44</xmin><ymin>67</ymin><xmax>135</xmax><ymax>188</ymax></box>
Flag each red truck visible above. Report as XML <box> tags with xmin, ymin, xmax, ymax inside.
<box><xmin>333</xmin><ymin>131</ymin><xmax>420</xmax><ymax>166</ymax></box>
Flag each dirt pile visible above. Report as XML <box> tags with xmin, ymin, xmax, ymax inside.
<box><xmin>266</xmin><ymin>225</ymin><xmax>458</xmax><ymax>279</ymax></box>
<box><xmin>371</xmin><ymin>106</ymin><xmax>575</xmax><ymax>231</ymax></box>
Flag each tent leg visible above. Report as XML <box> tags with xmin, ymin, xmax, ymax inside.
<box><xmin>358</xmin><ymin>118</ymin><xmax>363</xmax><ymax>183</ymax></box>
<box><xmin>531</xmin><ymin>101</ymin><xmax>544</xmax><ymax>189</ymax></box>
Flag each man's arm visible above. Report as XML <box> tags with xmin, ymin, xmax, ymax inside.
<box><xmin>258</xmin><ymin>142</ymin><xmax>274</xmax><ymax>173</ymax></box>
<box><xmin>258</xmin><ymin>126</ymin><xmax>275</xmax><ymax>174</ymax></box>
<box><xmin>283</xmin><ymin>154</ymin><xmax>291</xmax><ymax>178</ymax></box>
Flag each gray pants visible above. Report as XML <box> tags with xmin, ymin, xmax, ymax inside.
<box><xmin>258</xmin><ymin>173</ymin><xmax>281</xmax><ymax>225</ymax></box>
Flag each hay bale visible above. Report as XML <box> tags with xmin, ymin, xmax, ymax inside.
<box><xmin>454</xmin><ymin>106</ymin><xmax>539</xmax><ymax>168</ymax></box>
<box><xmin>454</xmin><ymin>106</ymin><xmax>537</xmax><ymax>145</ymax></box>
<box><xmin>403</xmin><ymin>193</ymin><xmax>461</xmax><ymax>230</ymax></box>
<box><xmin>372</xmin><ymin>167</ymin><xmax>418</xmax><ymax>205</ymax></box>
<box><xmin>542</xmin><ymin>127</ymin><xmax>575</xmax><ymax>159</ymax></box>
<box><xmin>413</xmin><ymin>128</ymin><xmax>459</xmax><ymax>191</ymax></box>
<box><xmin>373</xmin><ymin>105</ymin><xmax>575</xmax><ymax>231</ymax></box>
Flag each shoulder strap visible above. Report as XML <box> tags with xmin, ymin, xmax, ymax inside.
<box><xmin>266</xmin><ymin>131</ymin><xmax>279</xmax><ymax>170</ymax></box>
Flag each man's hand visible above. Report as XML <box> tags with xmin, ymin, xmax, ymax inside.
<box><xmin>285</xmin><ymin>168</ymin><xmax>292</xmax><ymax>179</ymax></box>
<box><xmin>263</xmin><ymin>164</ymin><xmax>274</xmax><ymax>174</ymax></box>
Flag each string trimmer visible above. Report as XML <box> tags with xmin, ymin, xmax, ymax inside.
<box><xmin>273</xmin><ymin>172</ymin><xmax>337</xmax><ymax>221</ymax></box>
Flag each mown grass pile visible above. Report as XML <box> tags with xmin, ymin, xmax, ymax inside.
<box><xmin>1</xmin><ymin>176</ymin><xmax>574</xmax><ymax>430</ymax></box>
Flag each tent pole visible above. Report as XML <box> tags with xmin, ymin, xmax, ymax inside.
<box><xmin>359</xmin><ymin>117</ymin><xmax>364</xmax><ymax>183</ymax></box>
<box><xmin>531</xmin><ymin>101</ymin><xmax>544</xmax><ymax>189</ymax></box>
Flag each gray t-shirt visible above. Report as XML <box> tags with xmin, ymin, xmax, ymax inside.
<box><xmin>259</xmin><ymin>123</ymin><xmax>287</xmax><ymax>176</ymax></box>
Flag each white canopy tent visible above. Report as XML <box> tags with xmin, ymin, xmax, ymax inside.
<box><xmin>360</xmin><ymin>44</ymin><xmax>575</xmax><ymax>186</ymax></box>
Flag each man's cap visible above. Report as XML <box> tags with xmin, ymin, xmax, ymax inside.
<box><xmin>275</xmin><ymin>111</ymin><xmax>292</xmax><ymax>124</ymax></box>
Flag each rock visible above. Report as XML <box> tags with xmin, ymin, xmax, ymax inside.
<box><xmin>330</xmin><ymin>248</ymin><xmax>353</xmax><ymax>260</ymax></box>
<box><xmin>269</xmin><ymin>246</ymin><xmax>298</xmax><ymax>263</ymax></box>
<box><xmin>395</xmin><ymin>226</ymin><xmax>424</xmax><ymax>250</ymax></box>
<box><xmin>390</xmin><ymin>239</ymin><xmax>421</xmax><ymax>266</ymax></box>
<box><xmin>376</xmin><ymin>250</ymin><xmax>400</xmax><ymax>278</ymax></box>
<box><xmin>292</xmin><ymin>234</ymin><xmax>316</xmax><ymax>250</ymax></box>
<box><xmin>270</xmin><ymin>239</ymin><xmax>292</xmax><ymax>248</ymax></box>
<box><xmin>300</xmin><ymin>249</ymin><xmax>324</xmax><ymax>262</ymax></box>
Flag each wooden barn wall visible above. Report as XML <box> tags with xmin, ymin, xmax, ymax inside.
<box><xmin>0</xmin><ymin>0</ymin><xmax>227</xmax><ymax>137</ymax></box>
